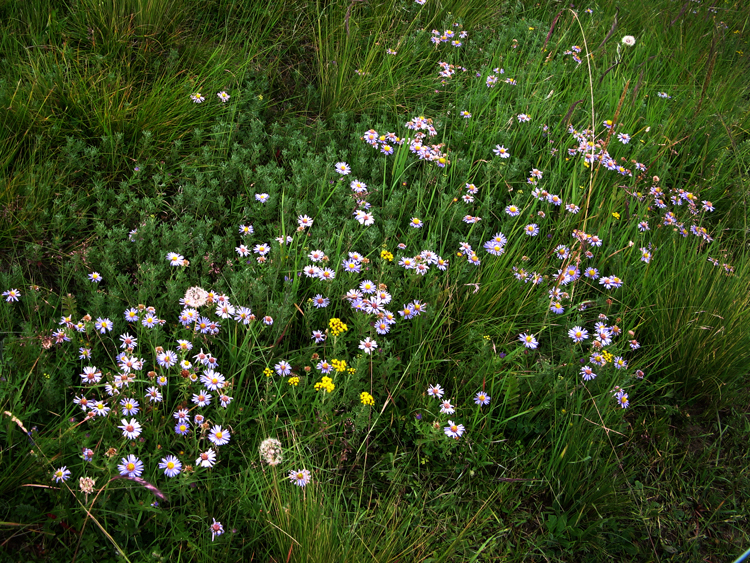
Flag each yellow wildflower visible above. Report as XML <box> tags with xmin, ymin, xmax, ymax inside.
<box><xmin>329</xmin><ymin>318</ymin><xmax>348</xmax><ymax>336</ymax></box>
<box><xmin>314</xmin><ymin>376</ymin><xmax>335</xmax><ymax>393</ymax></box>
<box><xmin>331</xmin><ymin>359</ymin><xmax>347</xmax><ymax>373</ymax></box>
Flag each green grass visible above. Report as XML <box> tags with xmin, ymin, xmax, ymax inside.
<box><xmin>0</xmin><ymin>0</ymin><xmax>749</xmax><ymax>561</ymax></box>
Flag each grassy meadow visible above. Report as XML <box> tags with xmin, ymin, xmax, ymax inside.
<box><xmin>1</xmin><ymin>0</ymin><xmax>749</xmax><ymax>560</ymax></box>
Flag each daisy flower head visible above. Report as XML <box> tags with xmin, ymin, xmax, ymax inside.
<box><xmin>440</xmin><ymin>400</ymin><xmax>455</xmax><ymax>414</ymax></box>
<box><xmin>474</xmin><ymin>392</ymin><xmax>491</xmax><ymax>406</ymax></box>
<box><xmin>549</xmin><ymin>302</ymin><xmax>564</xmax><ymax>314</ymax></box>
<box><xmin>145</xmin><ymin>386</ymin><xmax>163</xmax><ymax>403</ymax></box>
<box><xmin>159</xmin><ymin>455</ymin><xmax>182</xmax><ymax>478</ymax></box>
<box><xmin>298</xmin><ymin>215</ymin><xmax>314</xmax><ymax>229</ymax></box>
<box><xmin>288</xmin><ymin>469</ymin><xmax>311</xmax><ymax>487</ymax></box>
<box><xmin>484</xmin><ymin>240</ymin><xmax>505</xmax><ymax>256</ymax></box>
<box><xmin>190</xmin><ymin>92</ymin><xmax>205</xmax><ymax>103</ymax></box>
<box><xmin>590</xmin><ymin>353</ymin><xmax>607</xmax><ymax>367</ymax></box>
<box><xmin>196</xmin><ymin>448</ymin><xmax>217</xmax><ymax>468</ymax></box>
<box><xmin>192</xmin><ymin>392</ymin><xmax>212</xmax><ymax>407</ymax></box>
<box><xmin>239</xmin><ymin>224</ymin><xmax>254</xmax><ymax>235</ymax></box>
<box><xmin>166</xmin><ymin>252</ymin><xmax>185</xmax><ymax>266</ymax></box>
<box><xmin>312</xmin><ymin>330</ymin><xmax>326</xmax><ymax>343</ymax></box>
<box><xmin>3</xmin><ymin>289</ymin><xmax>21</xmax><ymax>302</ymax></box>
<box><xmin>616</xmin><ymin>391</ymin><xmax>630</xmax><ymax>408</ymax></box>
<box><xmin>493</xmin><ymin>145</ymin><xmax>510</xmax><ymax>158</ymax></box>
<box><xmin>274</xmin><ymin>360</ymin><xmax>292</xmax><ymax>376</ymax></box>
<box><xmin>208</xmin><ymin>425</ymin><xmax>231</xmax><ymax>446</ymax></box>
<box><xmin>92</xmin><ymin>401</ymin><xmax>110</xmax><ymax>416</ymax></box>
<box><xmin>460</xmin><ymin>110</ymin><xmax>472</xmax><ymax>118</ymax></box>
<box><xmin>175</xmin><ymin>422</ymin><xmax>190</xmax><ymax>436</ymax></box>
<box><xmin>517</xmin><ymin>113</ymin><xmax>530</xmax><ymax>123</ymax></box>
<box><xmin>519</xmin><ymin>333</ymin><xmax>538</xmax><ymax>349</ymax></box>
<box><xmin>359</xmin><ymin>279</ymin><xmax>376</xmax><ymax>293</ymax></box>
<box><xmin>53</xmin><ymin>466</ymin><xmax>71</xmax><ymax>483</ymax></box>
<box><xmin>354</xmin><ymin>210</ymin><xmax>375</xmax><ymax>226</ymax></box>
<box><xmin>80</xmin><ymin>366</ymin><xmax>102</xmax><ymax>384</ymax></box>
<box><xmin>580</xmin><ymin>365</ymin><xmax>597</xmax><ymax>381</ymax></box>
<box><xmin>409</xmin><ymin>217</ymin><xmax>424</xmax><ymax>229</ymax></box>
<box><xmin>210</xmin><ymin>518</ymin><xmax>224</xmax><ymax>541</ymax></box>
<box><xmin>584</xmin><ymin>267</ymin><xmax>599</xmax><ymax>279</ymax></box>
<box><xmin>342</xmin><ymin>259</ymin><xmax>361</xmax><ymax>274</ymax></box>
<box><xmin>621</xmin><ymin>35</ymin><xmax>636</xmax><ymax>47</ymax></box>
<box><xmin>335</xmin><ymin>162</ymin><xmax>351</xmax><ymax>175</ymax></box>
<box><xmin>118</xmin><ymin>418</ymin><xmax>142</xmax><ymax>440</ymax></box>
<box><xmin>94</xmin><ymin>317</ymin><xmax>113</xmax><ymax>334</ymax></box>
<box><xmin>88</xmin><ymin>272</ymin><xmax>103</xmax><ymax>283</ymax></box>
<box><xmin>253</xmin><ymin>243</ymin><xmax>270</xmax><ymax>256</ymax></box>
<box><xmin>255</xmin><ymin>193</ymin><xmax>269</xmax><ymax>203</ymax></box>
<box><xmin>217</xmin><ymin>91</ymin><xmax>230</xmax><ymax>102</ymax></box>
<box><xmin>444</xmin><ymin>420</ymin><xmax>465</xmax><ymax>439</ymax></box>
<box><xmin>617</xmin><ymin>133</ymin><xmax>631</xmax><ymax>144</ymax></box>
<box><xmin>123</xmin><ymin>308</ymin><xmax>139</xmax><ymax>323</ymax></box>
<box><xmin>568</xmin><ymin>326</ymin><xmax>588</xmax><ymax>343</ymax></box>
<box><xmin>358</xmin><ymin>337</ymin><xmax>378</xmax><ymax>354</ymax></box>
<box><xmin>427</xmin><ymin>384</ymin><xmax>444</xmax><ymax>398</ymax></box>
<box><xmin>118</xmin><ymin>454</ymin><xmax>144</xmax><ymax>478</ymax></box>
<box><xmin>554</xmin><ymin>245</ymin><xmax>570</xmax><ymax>260</ymax></box>
<box><xmin>157</xmin><ymin>350</ymin><xmax>178</xmax><ymax>368</ymax></box>
<box><xmin>318</xmin><ymin>268</ymin><xmax>336</xmax><ymax>281</ymax></box>
<box><xmin>524</xmin><ymin>224</ymin><xmax>539</xmax><ymax>237</ymax></box>
<box><xmin>308</xmin><ymin>250</ymin><xmax>326</xmax><ymax>262</ymax></box>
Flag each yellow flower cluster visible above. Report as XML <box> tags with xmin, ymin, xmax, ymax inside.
<box><xmin>314</xmin><ymin>376</ymin><xmax>335</xmax><ymax>393</ymax></box>
<box><xmin>329</xmin><ymin>318</ymin><xmax>348</xmax><ymax>336</ymax></box>
<box><xmin>263</xmin><ymin>367</ymin><xmax>273</xmax><ymax>377</ymax></box>
<box><xmin>602</xmin><ymin>350</ymin><xmax>614</xmax><ymax>364</ymax></box>
<box><xmin>360</xmin><ymin>392</ymin><xmax>375</xmax><ymax>406</ymax></box>
<box><xmin>381</xmin><ymin>249</ymin><xmax>394</xmax><ymax>262</ymax></box>
<box><xmin>331</xmin><ymin>359</ymin><xmax>347</xmax><ymax>373</ymax></box>
<box><xmin>288</xmin><ymin>376</ymin><xmax>299</xmax><ymax>386</ymax></box>
<box><xmin>347</xmin><ymin>367</ymin><xmax>357</xmax><ymax>374</ymax></box>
